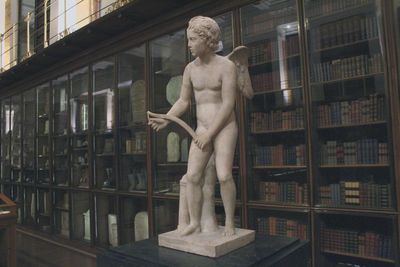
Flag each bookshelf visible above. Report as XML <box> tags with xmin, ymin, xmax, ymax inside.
<box><xmin>0</xmin><ymin>0</ymin><xmax>399</xmax><ymax>266</ymax></box>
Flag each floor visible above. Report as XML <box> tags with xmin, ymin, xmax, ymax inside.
<box><xmin>16</xmin><ymin>231</ymin><xmax>96</xmax><ymax>267</ymax></box>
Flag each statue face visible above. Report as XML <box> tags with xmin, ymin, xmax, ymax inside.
<box><xmin>187</xmin><ymin>30</ymin><xmax>209</xmax><ymax>57</ymax></box>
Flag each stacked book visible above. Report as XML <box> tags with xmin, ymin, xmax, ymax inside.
<box><xmin>251</xmin><ymin>108</ymin><xmax>304</xmax><ymax>132</ymax></box>
<box><xmin>313</xmin><ymin>15</ymin><xmax>378</xmax><ymax>49</ymax></box>
<box><xmin>248</xmin><ymin>35</ymin><xmax>299</xmax><ymax>65</ymax></box>
<box><xmin>311</xmin><ymin>53</ymin><xmax>383</xmax><ymax>82</ymax></box>
<box><xmin>317</xmin><ymin>94</ymin><xmax>385</xmax><ymax>126</ymax></box>
<box><xmin>257</xmin><ymin>216</ymin><xmax>308</xmax><ymax>240</ymax></box>
<box><xmin>307</xmin><ymin>0</ymin><xmax>372</xmax><ymax>17</ymax></box>
<box><xmin>320</xmin><ymin>139</ymin><xmax>388</xmax><ymax>165</ymax></box>
<box><xmin>253</xmin><ymin>144</ymin><xmax>306</xmax><ymax>166</ymax></box>
<box><xmin>259</xmin><ymin>181</ymin><xmax>308</xmax><ymax>204</ymax></box>
<box><xmin>319</xmin><ymin>181</ymin><xmax>391</xmax><ymax>208</ymax></box>
<box><xmin>250</xmin><ymin>68</ymin><xmax>302</xmax><ymax>93</ymax></box>
<box><xmin>321</xmin><ymin>226</ymin><xmax>393</xmax><ymax>259</ymax></box>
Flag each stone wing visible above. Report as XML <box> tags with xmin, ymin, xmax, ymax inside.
<box><xmin>226</xmin><ymin>46</ymin><xmax>254</xmax><ymax>99</ymax></box>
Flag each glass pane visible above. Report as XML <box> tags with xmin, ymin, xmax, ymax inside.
<box><xmin>37</xmin><ymin>188</ymin><xmax>51</xmax><ymax>233</ymax></box>
<box><xmin>36</xmin><ymin>83</ymin><xmax>51</xmax><ymax>185</ymax></box>
<box><xmin>23</xmin><ymin>187</ymin><xmax>36</xmax><ymax>227</ymax></box>
<box><xmin>53</xmin><ymin>75</ymin><xmax>69</xmax><ymax>186</ymax></box>
<box><xmin>117</xmin><ymin>44</ymin><xmax>147</xmax><ymax>193</ymax></box>
<box><xmin>94</xmin><ymin>194</ymin><xmax>118</xmax><ymax>247</ymax></box>
<box><xmin>22</xmin><ymin>89</ymin><xmax>36</xmax><ymax>184</ymax></box>
<box><xmin>119</xmin><ymin>196</ymin><xmax>148</xmax><ymax>244</ymax></box>
<box><xmin>241</xmin><ymin>0</ymin><xmax>308</xmax><ymax>204</ymax></box>
<box><xmin>93</xmin><ymin>57</ymin><xmax>116</xmax><ymax>190</ymax></box>
<box><xmin>71</xmin><ymin>191</ymin><xmax>91</xmax><ymax>242</ymax></box>
<box><xmin>53</xmin><ymin>189</ymin><xmax>70</xmax><ymax>238</ymax></box>
<box><xmin>10</xmin><ymin>95</ymin><xmax>22</xmax><ymax>182</ymax></box>
<box><xmin>70</xmin><ymin>67</ymin><xmax>89</xmax><ymax>188</ymax></box>
<box><xmin>0</xmin><ymin>99</ymin><xmax>11</xmax><ymax>182</ymax></box>
<box><xmin>150</xmin><ymin>30</ymin><xmax>187</xmax><ymax>196</ymax></box>
<box><xmin>154</xmin><ymin>199</ymin><xmax>178</xmax><ymax>235</ymax></box>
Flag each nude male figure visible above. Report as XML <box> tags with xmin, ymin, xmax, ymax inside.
<box><xmin>149</xmin><ymin>16</ymin><xmax>238</xmax><ymax>236</ymax></box>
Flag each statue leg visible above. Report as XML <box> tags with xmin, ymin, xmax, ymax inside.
<box><xmin>181</xmin><ymin>137</ymin><xmax>212</xmax><ymax>236</ymax></box>
<box><xmin>200</xmin><ymin>153</ymin><xmax>218</xmax><ymax>233</ymax></box>
<box><xmin>177</xmin><ymin>175</ymin><xmax>189</xmax><ymax>232</ymax></box>
<box><xmin>214</xmin><ymin>122</ymin><xmax>238</xmax><ymax>236</ymax></box>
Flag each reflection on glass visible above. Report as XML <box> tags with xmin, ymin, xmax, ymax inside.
<box><xmin>241</xmin><ymin>0</ymin><xmax>308</xmax><ymax>204</ymax></box>
<box><xmin>53</xmin><ymin>189</ymin><xmax>70</xmax><ymax>238</ymax></box>
<box><xmin>22</xmin><ymin>89</ymin><xmax>35</xmax><ymax>183</ymax></box>
<box><xmin>23</xmin><ymin>187</ymin><xmax>36</xmax><ymax>227</ymax></box>
<box><xmin>10</xmin><ymin>95</ymin><xmax>21</xmax><ymax>182</ymax></box>
<box><xmin>36</xmin><ymin>83</ymin><xmax>51</xmax><ymax>184</ymax></box>
<box><xmin>70</xmin><ymin>67</ymin><xmax>89</xmax><ymax>187</ymax></box>
<box><xmin>37</xmin><ymin>188</ymin><xmax>51</xmax><ymax>233</ymax></box>
<box><xmin>150</xmin><ymin>30</ymin><xmax>187</xmax><ymax>195</ymax></box>
<box><xmin>71</xmin><ymin>192</ymin><xmax>91</xmax><ymax>242</ymax></box>
<box><xmin>53</xmin><ymin>75</ymin><xmax>69</xmax><ymax>186</ymax></box>
<box><xmin>1</xmin><ymin>99</ymin><xmax>11</xmax><ymax>181</ymax></box>
<box><xmin>93</xmin><ymin>58</ymin><xmax>115</xmax><ymax>190</ymax></box>
<box><xmin>95</xmin><ymin>194</ymin><xmax>118</xmax><ymax>247</ymax></box>
<box><xmin>118</xmin><ymin>45</ymin><xmax>147</xmax><ymax>193</ymax></box>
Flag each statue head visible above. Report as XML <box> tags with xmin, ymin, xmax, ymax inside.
<box><xmin>187</xmin><ymin>16</ymin><xmax>220</xmax><ymax>52</ymax></box>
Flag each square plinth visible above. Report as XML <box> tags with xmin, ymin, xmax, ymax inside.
<box><xmin>158</xmin><ymin>227</ymin><xmax>255</xmax><ymax>257</ymax></box>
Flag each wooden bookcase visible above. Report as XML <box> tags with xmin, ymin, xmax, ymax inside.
<box><xmin>0</xmin><ymin>0</ymin><xmax>399</xmax><ymax>266</ymax></box>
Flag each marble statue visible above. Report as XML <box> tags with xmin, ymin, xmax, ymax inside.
<box><xmin>148</xmin><ymin>16</ymin><xmax>254</xmax><ymax>257</ymax></box>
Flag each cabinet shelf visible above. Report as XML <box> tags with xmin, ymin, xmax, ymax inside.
<box><xmin>253</xmin><ymin>86</ymin><xmax>302</xmax><ymax>96</ymax></box>
<box><xmin>95</xmin><ymin>153</ymin><xmax>115</xmax><ymax>157</ymax></box>
<box><xmin>53</xmin><ymin>134</ymin><xmax>68</xmax><ymax>139</ymax></box>
<box><xmin>321</xmin><ymin>250</ymin><xmax>395</xmax><ymax>264</ymax></box>
<box><xmin>317</xmin><ymin>121</ymin><xmax>386</xmax><ymax>129</ymax></box>
<box><xmin>248</xmin><ymin>200</ymin><xmax>309</xmax><ymax>209</ymax></box>
<box><xmin>253</xmin><ymin>165</ymin><xmax>307</xmax><ymax>169</ymax></box>
<box><xmin>320</xmin><ymin>164</ymin><xmax>389</xmax><ymax>168</ymax></box>
<box><xmin>251</xmin><ymin>128</ymin><xmax>304</xmax><ymax>134</ymax></box>
<box><xmin>308</xmin><ymin>2</ymin><xmax>372</xmax><ymax>22</ymax></box>
<box><xmin>310</xmin><ymin>72</ymin><xmax>384</xmax><ymax>86</ymax></box>
<box><xmin>315</xmin><ymin>205</ymin><xmax>395</xmax><ymax>214</ymax></box>
<box><xmin>313</xmin><ymin>37</ymin><xmax>379</xmax><ymax>53</ymax></box>
<box><xmin>119</xmin><ymin>123</ymin><xmax>147</xmax><ymax>130</ymax></box>
<box><xmin>121</xmin><ymin>152</ymin><xmax>146</xmax><ymax>156</ymax></box>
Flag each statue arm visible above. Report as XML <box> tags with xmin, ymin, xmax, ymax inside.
<box><xmin>166</xmin><ymin>64</ymin><xmax>192</xmax><ymax>118</ymax></box>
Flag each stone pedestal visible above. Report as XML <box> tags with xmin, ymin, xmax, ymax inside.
<box><xmin>158</xmin><ymin>227</ymin><xmax>255</xmax><ymax>257</ymax></box>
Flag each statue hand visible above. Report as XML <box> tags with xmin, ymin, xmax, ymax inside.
<box><xmin>148</xmin><ymin>118</ymin><xmax>169</xmax><ymax>131</ymax></box>
<box><xmin>194</xmin><ymin>133</ymin><xmax>212</xmax><ymax>150</ymax></box>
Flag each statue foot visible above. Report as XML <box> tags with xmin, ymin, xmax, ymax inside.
<box><xmin>180</xmin><ymin>223</ymin><xmax>200</xmax><ymax>236</ymax></box>
<box><xmin>223</xmin><ymin>224</ymin><xmax>235</xmax><ymax>236</ymax></box>
<box><xmin>176</xmin><ymin>223</ymin><xmax>188</xmax><ymax>233</ymax></box>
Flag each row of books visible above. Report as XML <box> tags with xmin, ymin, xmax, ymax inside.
<box><xmin>253</xmin><ymin>144</ymin><xmax>306</xmax><ymax>166</ymax></box>
<box><xmin>310</xmin><ymin>54</ymin><xmax>383</xmax><ymax>83</ymax></box>
<box><xmin>244</xmin><ymin>7</ymin><xmax>296</xmax><ymax>37</ymax></box>
<box><xmin>319</xmin><ymin>181</ymin><xmax>391</xmax><ymax>208</ymax></box>
<box><xmin>257</xmin><ymin>216</ymin><xmax>308</xmax><ymax>240</ymax></box>
<box><xmin>320</xmin><ymin>139</ymin><xmax>388</xmax><ymax>165</ymax></box>
<box><xmin>251</xmin><ymin>68</ymin><xmax>301</xmax><ymax>92</ymax></box>
<box><xmin>251</xmin><ymin>108</ymin><xmax>304</xmax><ymax>133</ymax></box>
<box><xmin>316</xmin><ymin>94</ymin><xmax>385</xmax><ymax>127</ymax></box>
<box><xmin>314</xmin><ymin>15</ymin><xmax>378</xmax><ymax>49</ymax></box>
<box><xmin>321</xmin><ymin>227</ymin><xmax>393</xmax><ymax>259</ymax></box>
<box><xmin>259</xmin><ymin>181</ymin><xmax>308</xmax><ymax>204</ymax></box>
<box><xmin>248</xmin><ymin>35</ymin><xmax>299</xmax><ymax>65</ymax></box>
<box><xmin>307</xmin><ymin>0</ymin><xmax>372</xmax><ymax>17</ymax></box>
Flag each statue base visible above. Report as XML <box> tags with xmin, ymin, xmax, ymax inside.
<box><xmin>158</xmin><ymin>227</ymin><xmax>255</xmax><ymax>257</ymax></box>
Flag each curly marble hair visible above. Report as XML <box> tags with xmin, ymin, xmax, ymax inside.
<box><xmin>187</xmin><ymin>16</ymin><xmax>221</xmax><ymax>51</ymax></box>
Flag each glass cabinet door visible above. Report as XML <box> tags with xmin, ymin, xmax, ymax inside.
<box><xmin>93</xmin><ymin>58</ymin><xmax>116</xmax><ymax>190</ymax></box>
<box><xmin>22</xmin><ymin>89</ymin><xmax>36</xmax><ymax>184</ymax></box>
<box><xmin>71</xmin><ymin>191</ymin><xmax>91</xmax><ymax>242</ymax></box>
<box><xmin>53</xmin><ymin>189</ymin><xmax>70</xmax><ymax>238</ymax></box>
<box><xmin>94</xmin><ymin>194</ymin><xmax>118</xmax><ymax>247</ymax></box>
<box><xmin>53</xmin><ymin>75</ymin><xmax>69</xmax><ymax>186</ymax></box>
<box><xmin>304</xmin><ymin>0</ymin><xmax>395</xmax><ymax>265</ymax></box>
<box><xmin>119</xmin><ymin>196</ymin><xmax>147</xmax><ymax>244</ymax></box>
<box><xmin>70</xmin><ymin>67</ymin><xmax>90</xmax><ymax>188</ymax></box>
<box><xmin>117</xmin><ymin>45</ymin><xmax>147</xmax><ymax>193</ymax></box>
<box><xmin>150</xmin><ymin>30</ymin><xmax>187</xmax><ymax>197</ymax></box>
<box><xmin>36</xmin><ymin>83</ymin><xmax>51</xmax><ymax>184</ymax></box>
<box><xmin>10</xmin><ymin>95</ymin><xmax>22</xmax><ymax>182</ymax></box>
<box><xmin>0</xmin><ymin>100</ymin><xmax>11</xmax><ymax>182</ymax></box>
<box><xmin>241</xmin><ymin>0</ymin><xmax>308</xmax><ymax>207</ymax></box>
